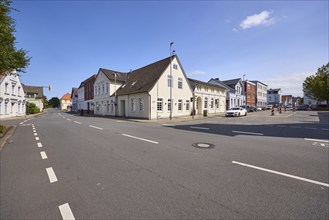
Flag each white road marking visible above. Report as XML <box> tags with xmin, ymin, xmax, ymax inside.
<box><xmin>320</xmin><ymin>143</ymin><xmax>325</xmax><ymax>147</ymax></box>
<box><xmin>304</xmin><ymin>138</ymin><xmax>329</xmax><ymax>143</ymax></box>
<box><xmin>286</xmin><ymin>112</ymin><xmax>295</xmax><ymax>117</ymax></box>
<box><xmin>34</xmin><ymin>133</ymin><xmax>37</xmax><ymax>136</ymax></box>
<box><xmin>232</xmin><ymin>131</ymin><xmax>263</xmax><ymax>136</ymax></box>
<box><xmin>35</xmin><ymin>137</ymin><xmax>39</xmax><ymax>141</ymax></box>
<box><xmin>232</xmin><ymin>161</ymin><xmax>329</xmax><ymax>187</ymax></box>
<box><xmin>89</xmin><ymin>125</ymin><xmax>103</xmax><ymax>130</ymax></box>
<box><xmin>40</xmin><ymin>151</ymin><xmax>48</xmax><ymax>159</ymax></box>
<box><xmin>59</xmin><ymin>203</ymin><xmax>75</xmax><ymax>220</ymax></box>
<box><xmin>122</xmin><ymin>134</ymin><xmax>159</xmax><ymax>144</ymax></box>
<box><xmin>33</xmin><ymin>130</ymin><xmax>36</xmax><ymax>132</ymax></box>
<box><xmin>46</xmin><ymin>167</ymin><xmax>58</xmax><ymax>183</ymax></box>
<box><xmin>190</xmin><ymin>126</ymin><xmax>210</xmax><ymax>130</ymax></box>
<box><xmin>74</xmin><ymin>121</ymin><xmax>81</xmax><ymax>124</ymax></box>
<box><xmin>67</xmin><ymin>118</ymin><xmax>71</xmax><ymax>121</ymax></box>
<box><xmin>37</xmin><ymin>142</ymin><xmax>43</xmax><ymax>148</ymax></box>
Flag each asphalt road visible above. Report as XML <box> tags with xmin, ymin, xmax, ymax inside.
<box><xmin>1</xmin><ymin>109</ymin><xmax>328</xmax><ymax>219</ymax></box>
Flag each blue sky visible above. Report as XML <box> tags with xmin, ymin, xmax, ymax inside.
<box><xmin>11</xmin><ymin>0</ymin><xmax>328</xmax><ymax>98</ymax></box>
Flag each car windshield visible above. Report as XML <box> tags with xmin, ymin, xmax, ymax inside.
<box><xmin>230</xmin><ymin>108</ymin><xmax>240</xmax><ymax>110</ymax></box>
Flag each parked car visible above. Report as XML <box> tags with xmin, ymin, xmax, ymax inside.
<box><xmin>240</xmin><ymin>105</ymin><xmax>251</xmax><ymax>112</ymax></box>
<box><xmin>255</xmin><ymin>106</ymin><xmax>262</xmax><ymax>111</ymax></box>
<box><xmin>266</xmin><ymin>104</ymin><xmax>273</xmax><ymax>110</ymax></box>
<box><xmin>225</xmin><ymin>107</ymin><xmax>247</xmax><ymax>117</ymax></box>
<box><xmin>249</xmin><ymin>106</ymin><xmax>257</xmax><ymax>112</ymax></box>
<box><xmin>297</xmin><ymin>105</ymin><xmax>308</xmax><ymax>111</ymax></box>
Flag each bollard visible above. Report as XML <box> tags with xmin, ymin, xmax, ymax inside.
<box><xmin>279</xmin><ymin>106</ymin><xmax>282</xmax><ymax>114</ymax></box>
<box><xmin>271</xmin><ymin>106</ymin><xmax>274</xmax><ymax>116</ymax></box>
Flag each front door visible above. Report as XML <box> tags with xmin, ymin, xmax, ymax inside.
<box><xmin>120</xmin><ymin>100</ymin><xmax>125</xmax><ymax>117</ymax></box>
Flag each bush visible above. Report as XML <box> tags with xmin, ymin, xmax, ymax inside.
<box><xmin>27</xmin><ymin>103</ymin><xmax>40</xmax><ymax>114</ymax></box>
<box><xmin>0</xmin><ymin>125</ymin><xmax>6</xmax><ymax>134</ymax></box>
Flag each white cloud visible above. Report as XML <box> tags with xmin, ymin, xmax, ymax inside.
<box><xmin>264</xmin><ymin>72</ymin><xmax>312</xmax><ymax>97</ymax></box>
<box><xmin>190</xmin><ymin>70</ymin><xmax>206</xmax><ymax>75</ymax></box>
<box><xmin>240</xmin><ymin>10</ymin><xmax>275</xmax><ymax>30</ymax></box>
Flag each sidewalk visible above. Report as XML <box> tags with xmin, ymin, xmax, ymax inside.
<box><xmin>0</xmin><ymin>111</ymin><xmax>46</xmax><ymax>121</ymax></box>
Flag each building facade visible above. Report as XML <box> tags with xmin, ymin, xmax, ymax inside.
<box><xmin>23</xmin><ymin>84</ymin><xmax>44</xmax><ymax>111</ymax></box>
<box><xmin>282</xmin><ymin>95</ymin><xmax>293</xmax><ymax>107</ymax></box>
<box><xmin>0</xmin><ymin>70</ymin><xmax>26</xmax><ymax>119</ymax></box>
<box><xmin>251</xmin><ymin>81</ymin><xmax>268</xmax><ymax>108</ymax></box>
<box><xmin>244</xmin><ymin>81</ymin><xmax>256</xmax><ymax>107</ymax></box>
<box><xmin>77</xmin><ymin>74</ymin><xmax>97</xmax><ymax>114</ymax></box>
<box><xmin>267</xmin><ymin>88</ymin><xmax>282</xmax><ymax>106</ymax></box>
<box><xmin>60</xmin><ymin>93</ymin><xmax>71</xmax><ymax>111</ymax></box>
<box><xmin>221</xmin><ymin>78</ymin><xmax>245</xmax><ymax>109</ymax></box>
<box><xmin>188</xmin><ymin>78</ymin><xmax>227</xmax><ymax>115</ymax></box>
<box><xmin>71</xmin><ymin>88</ymin><xmax>78</xmax><ymax>112</ymax></box>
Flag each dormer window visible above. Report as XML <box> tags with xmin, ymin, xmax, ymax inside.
<box><xmin>173</xmin><ymin>64</ymin><xmax>178</xmax><ymax>70</ymax></box>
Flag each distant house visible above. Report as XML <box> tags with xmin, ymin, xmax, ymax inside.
<box><xmin>282</xmin><ymin>95</ymin><xmax>293</xmax><ymax>106</ymax></box>
<box><xmin>250</xmin><ymin>80</ymin><xmax>268</xmax><ymax>108</ymax></box>
<box><xmin>22</xmin><ymin>84</ymin><xmax>44</xmax><ymax>111</ymax></box>
<box><xmin>60</xmin><ymin>93</ymin><xmax>71</xmax><ymax>111</ymax></box>
<box><xmin>188</xmin><ymin>78</ymin><xmax>228</xmax><ymax>115</ymax></box>
<box><xmin>0</xmin><ymin>70</ymin><xmax>26</xmax><ymax>119</ymax></box>
<box><xmin>114</xmin><ymin>55</ymin><xmax>193</xmax><ymax>119</ymax></box>
<box><xmin>78</xmin><ymin>74</ymin><xmax>97</xmax><ymax>115</ymax></box>
<box><xmin>218</xmin><ymin>78</ymin><xmax>245</xmax><ymax>109</ymax></box>
<box><xmin>71</xmin><ymin>87</ymin><xmax>78</xmax><ymax>112</ymax></box>
<box><xmin>267</xmin><ymin>88</ymin><xmax>282</xmax><ymax>106</ymax></box>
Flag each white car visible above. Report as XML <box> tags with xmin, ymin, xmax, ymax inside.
<box><xmin>225</xmin><ymin>107</ymin><xmax>247</xmax><ymax>117</ymax></box>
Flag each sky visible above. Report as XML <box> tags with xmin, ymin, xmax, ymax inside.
<box><xmin>10</xmin><ymin>0</ymin><xmax>329</xmax><ymax>99</ymax></box>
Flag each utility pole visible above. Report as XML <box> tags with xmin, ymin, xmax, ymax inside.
<box><xmin>169</xmin><ymin>42</ymin><xmax>174</xmax><ymax>120</ymax></box>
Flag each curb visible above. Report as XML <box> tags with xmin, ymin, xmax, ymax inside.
<box><xmin>0</xmin><ymin>111</ymin><xmax>46</xmax><ymax>121</ymax></box>
<box><xmin>0</xmin><ymin>126</ymin><xmax>16</xmax><ymax>151</ymax></box>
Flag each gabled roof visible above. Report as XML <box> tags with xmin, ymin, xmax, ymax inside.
<box><xmin>99</xmin><ymin>68</ymin><xmax>127</xmax><ymax>82</ymax></box>
<box><xmin>222</xmin><ymin>78</ymin><xmax>242</xmax><ymax>87</ymax></box>
<box><xmin>79</xmin><ymin>74</ymin><xmax>97</xmax><ymax>88</ymax></box>
<box><xmin>188</xmin><ymin>78</ymin><xmax>229</xmax><ymax>91</ymax></box>
<box><xmin>61</xmin><ymin>93</ymin><xmax>71</xmax><ymax>100</ymax></box>
<box><xmin>250</xmin><ymin>80</ymin><xmax>268</xmax><ymax>86</ymax></box>
<box><xmin>22</xmin><ymin>84</ymin><xmax>44</xmax><ymax>99</ymax></box>
<box><xmin>115</xmin><ymin>55</ymin><xmax>175</xmax><ymax>96</ymax></box>
<box><xmin>208</xmin><ymin>78</ymin><xmax>233</xmax><ymax>91</ymax></box>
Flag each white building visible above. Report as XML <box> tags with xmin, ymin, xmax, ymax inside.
<box><xmin>114</xmin><ymin>55</ymin><xmax>193</xmax><ymax>119</ymax></box>
<box><xmin>267</xmin><ymin>88</ymin><xmax>282</xmax><ymax>105</ymax></box>
<box><xmin>77</xmin><ymin>74</ymin><xmax>97</xmax><ymax>114</ymax></box>
<box><xmin>93</xmin><ymin>69</ymin><xmax>127</xmax><ymax>116</ymax></box>
<box><xmin>60</xmin><ymin>93</ymin><xmax>71</xmax><ymax>111</ymax></box>
<box><xmin>0</xmin><ymin>70</ymin><xmax>26</xmax><ymax>119</ymax></box>
<box><xmin>22</xmin><ymin>84</ymin><xmax>44</xmax><ymax>111</ymax></box>
<box><xmin>251</xmin><ymin>81</ymin><xmax>268</xmax><ymax>108</ymax></box>
<box><xmin>188</xmin><ymin>78</ymin><xmax>228</xmax><ymax>115</ymax></box>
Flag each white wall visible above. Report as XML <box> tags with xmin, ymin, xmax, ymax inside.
<box><xmin>193</xmin><ymin>85</ymin><xmax>226</xmax><ymax>115</ymax></box>
<box><xmin>149</xmin><ymin>57</ymin><xmax>193</xmax><ymax>120</ymax></box>
<box><xmin>117</xmin><ymin>93</ymin><xmax>150</xmax><ymax>119</ymax></box>
<box><xmin>0</xmin><ymin>71</ymin><xmax>26</xmax><ymax>119</ymax></box>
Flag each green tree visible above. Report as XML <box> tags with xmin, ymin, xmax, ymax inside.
<box><xmin>48</xmin><ymin>97</ymin><xmax>60</xmax><ymax>108</ymax></box>
<box><xmin>0</xmin><ymin>0</ymin><xmax>30</xmax><ymax>73</ymax></box>
<box><xmin>303</xmin><ymin>63</ymin><xmax>329</xmax><ymax>107</ymax></box>
<box><xmin>43</xmin><ymin>96</ymin><xmax>49</xmax><ymax>109</ymax></box>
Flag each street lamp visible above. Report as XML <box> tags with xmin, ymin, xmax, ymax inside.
<box><xmin>242</xmin><ymin>74</ymin><xmax>246</xmax><ymax>106</ymax></box>
<box><xmin>169</xmin><ymin>42</ymin><xmax>174</xmax><ymax>120</ymax></box>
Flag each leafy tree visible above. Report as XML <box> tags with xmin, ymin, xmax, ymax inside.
<box><xmin>0</xmin><ymin>0</ymin><xmax>30</xmax><ymax>73</ymax></box>
<box><xmin>43</xmin><ymin>96</ymin><xmax>49</xmax><ymax>109</ymax></box>
<box><xmin>48</xmin><ymin>97</ymin><xmax>60</xmax><ymax>108</ymax></box>
<box><xmin>303</xmin><ymin>63</ymin><xmax>329</xmax><ymax>107</ymax></box>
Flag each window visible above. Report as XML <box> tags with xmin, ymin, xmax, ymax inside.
<box><xmin>98</xmin><ymin>85</ymin><xmax>100</xmax><ymax>95</ymax></box>
<box><xmin>94</xmin><ymin>86</ymin><xmax>97</xmax><ymax>95</ymax></box>
<box><xmin>131</xmin><ymin>99</ymin><xmax>136</xmax><ymax>112</ymax></box>
<box><xmin>139</xmin><ymin>98</ymin><xmax>144</xmax><ymax>112</ymax></box>
<box><xmin>215</xmin><ymin>99</ymin><xmax>219</xmax><ymax>108</ymax></box>
<box><xmin>178</xmin><ymin>99</ymin><xmax>182</xmax><ymax>111</ymax></box>
<box><xmin>204</xmin><ymin>97</ymin><xmax>208</xmax><ymax>109</ymax></box>
<box><xmin>167</xmin><ymin>75</ymin><xmax>173</xmax><ymax>87</ymax></box>
<box><xmin>173</xmin><ymin>64</ymin><xmax>178</xmax><ymax>70</ymax></box>
<box><xmin>18</xmin><ymin>87</ymin><xmax>21</xmax><ymax>96</ymax></box>
<box><xmin>157</xmin><ymin>98</ymin><xmax>163</xmax><ymax>112</ymax></box>
<box><xmin>5</xmin><ymin>103</ymin><xmax>8</xmax><ymax>114</ymax></box>
<box><xmin>168</xmin><ymin>99</ymin><xmax>172</xmax><ymax>111</ymax></box>
<box><xmin>5</xmin><ymin>83</ymin><xmax>8</xmax><ymax>93</ymax></box>
<box><xmin>12</xmin><ymin>84</ymin><xmax>15</xmax><ymax>95</ymax></box>
<box><xmin>106</xmin><ymin>83</ymin><xmax>109</xmax><ymax>94</ymax></box>
<box><xmin>178</xmin><ymin>77</ymin><xmax>183</xmax><ymax>89</ymax></box>
<box><xmin>210</xmin><ymin>98</ymin><xmax>214</xmax><ymax>108</ymax></box>
<box><xmin>107</xmin><ymin>101</ymin><xmax>110</xmax><ymax>112</ymax></box>
<box><xmin>111</xmin><ymin>101</ymin><xmax>114</xmax><ymax>112</ymax></box>
<box><xmin>186</xmin><ymin>100</ymin><xmax>190</xmax><ymax>111</ymax></box>
<box><xmin>102</xmin><ymin>84</ymin><xmax>105</xmax><ymax>94</ymax></box>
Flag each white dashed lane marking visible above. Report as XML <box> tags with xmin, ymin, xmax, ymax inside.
<box><xmin>37</xmin><ymin>142</ymin><xmax>43</xmax><ymax>148</ymax></box>
<box><xmin>59</xmin><ymin>203</ymin><xmax>75</xmax><ymax>220</ymax></box>
<box><xmin>35</xmin><ymin>137</ymin><xmax>39</xmax><ymax>141</ymax></box>
<box><xmin>74</xmin><ymin>121</ymin><xmax>81</xmax><ymax>124</ymax></box>
<box><xmin>40</xmin><ymin>151</ymin><xmax>48</xmax><ymax>159</ymax></box>
<box><xmin>232</xmin><ymin>131</ymin><xmax>263</xmax><ymax>136</ymax></box>
<box><xmin>89</xmin><ymin>125</ymin><xmax>103</xmax><ymax>130</ymax></box>
<box><xmin>46</xmin><ymin>167</ymin><xmax>58</xmax><ymax>183</ymax></box>
<box><xmin>122</xmin><ymin>134</ymin><xmax>159</xmax><ymax>144</ymax></box>
<box><xmin>34</xmin><ymin>133</ymin><xmax>37</xmax><ymax>136</ymax></box>
<box><xmin>190</xmin><ymin>126</ymin><xmax>210</xmax><ymax>130</ymax></box>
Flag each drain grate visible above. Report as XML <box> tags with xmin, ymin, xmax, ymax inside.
<box><xmin>192</xmin><ymin>142</ymin><xmax>215</xmax><ymax>149</ymax></box>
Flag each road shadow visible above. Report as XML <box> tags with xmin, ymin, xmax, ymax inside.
<box><xmin>170</xmin><ymin>122</ymin><xmax>329</xmax><ymax>140</ymax></box>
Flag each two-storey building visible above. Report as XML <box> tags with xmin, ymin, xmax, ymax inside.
<box><xmin>220</xmin><ymin>78</ymin><xmax>245</xmax><ymax>109</ymax></box>
<box><xmin>78</xmin><ymin>74</ymin><xmax>97</xmax><ymax>115</ymax></box>
<box><xmin>0</xmin><ymin>70</ymin><xmax>26</xmax><ymax>119</ymax></box>
<box><xmin>251</xmin><ymin>80</ymin><xmax>268</xmax><ymax>108</ymax></box>
<box><xmin>267</xmin><ymin>88</ymin><xmax>282</xmax><ymax>106</ymax></box>
<box><xmin>244</xmin><ymin>80</ymin><xmax>256</xmax><ymax>107</ymax></box>
<box><xmin>22</xmin><ymin>84</ymin><xmax>44</xmax><ymax>111</ymax></box>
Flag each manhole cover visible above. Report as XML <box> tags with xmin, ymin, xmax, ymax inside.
<box><xmin>192</xmin><ymin>142</ymin><xmax>215</xmax><ymax>149</ymax></box>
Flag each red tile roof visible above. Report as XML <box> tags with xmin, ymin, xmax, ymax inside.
<box><xmin>61</xmin><ymin>93</ymin><xmax>71</xmax><ymax>100</ymax></box>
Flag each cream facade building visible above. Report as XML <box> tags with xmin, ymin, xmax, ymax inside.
<box><xmin>0</xmin><ymin>70</ymin><xmax>26</xmax><ymax>119</ymax></box>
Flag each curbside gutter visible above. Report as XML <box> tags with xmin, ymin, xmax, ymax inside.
<box><xmin>0</xmin><ymin>126</ymin><xmax>16</xmax><ymax>151</ymax></box>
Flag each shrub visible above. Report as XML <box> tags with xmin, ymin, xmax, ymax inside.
<box><xmin>0</xmin><ymin>125</ymin><xmax>6</xmax><ymax>134</ymax></box>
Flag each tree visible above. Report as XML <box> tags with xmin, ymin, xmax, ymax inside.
<box><xmin>0</xmin><ymin>0</ymin><xmax>30</xmax><ymax>73</ymax></box>
<box><xmin>48</xmin><ymin>97</ymin><xmax>60</xmax><ymax>108</ymax></box>
<box><xmin>303</xmin><ymin>63</ymin><xmax>329</xmax><ymax>107</ymax></box>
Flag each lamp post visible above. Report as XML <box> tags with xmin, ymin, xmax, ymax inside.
<box><xmin>169</xmin><ymin>42</ymin><xmax>174</xmax><ymax>120</ymax></box>
<box><xmin>242</xmin><ymin>74</ymin><xmax>246</xmax><ymax>106</ymax></box>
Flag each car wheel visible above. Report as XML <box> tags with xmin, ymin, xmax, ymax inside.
<box><xmin>245</xmin><ymin>112</ymin><xmax>247</xmax><ymax>116</ymax></box>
